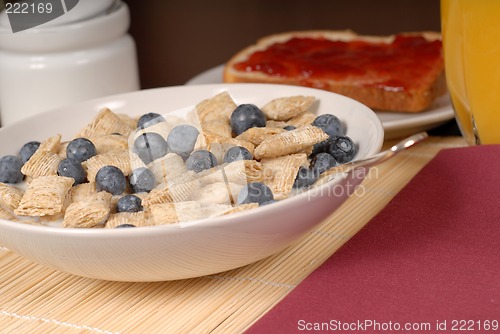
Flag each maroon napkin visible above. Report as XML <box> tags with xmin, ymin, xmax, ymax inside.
<box><xmin>247</xmin><ymin>145</ymin><xmax>500</xmax><ymax>333</ymax></box>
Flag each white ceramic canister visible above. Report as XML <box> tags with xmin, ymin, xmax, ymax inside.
<box><xmin>0</xmin><ymin>0</ymin><xmax>140</xmax><ymax>126</ymax></box>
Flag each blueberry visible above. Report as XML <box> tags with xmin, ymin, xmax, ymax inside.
<box><xmin>134</xmin><ymin>132</ymin><xmax>168</xmax><ymax>164</ymax></box>
<box><xmin>261</xmin><ymin>199</ymin><xmax>277</xmax><ymax>206</ymax></box>
<box><xmin>0</xmin><ymin>155</ymin><xmax>24</xmax><ymax>183</ymax></box>
<box><xmin>137</xmin><ymin>112</ymin><xmax>165</xmax><ymax>129</ymax></box>
<box><xmin>19</xmin><ymin>141</ymin><xmax>40</xmax><ymax>164</ymax></box>
<box><xmin>115</xmin><ymin>224</ymin><xmax>136</xmax><ymax>228</ymax></box>
<box><xmin>117</xmin><ymin>194</ymin><xmax>143</xmax><ymax>213</ymax></box>
<box><xmin>95</xmin><ymin>165</ymin><xmax>127</xmax><ymax>195</ymax></box>
<box><xmin>310</xmin><ymin>138</ymin><xmax>332</xmax><ymax>158</ymax></box>
<box><xmin>283</xmin><ymin>125</ymin><xmax>296</xmax><ymax>131</ymax></box>
<box><xmin>230</xmin><ymin>104</ymin><xmax>267</xmax><ymax>136</ymax></box>
<box><xmin>129</xmin><ymin>167</ymin><xmax>156</xmax><ymax>193</ymax></box>
<box><xmin>223</xmin><ymin>146</ymin><xmax>253</xmax><ymax>163</ymax></box>
<box><xmin>167</xmin><ymin>125</ymin><xmax>200</xmax><ymax>160</ymax></box>
<box><xmin>237</xmin><ymin>182</ymin><xmax>274</xmax><ymax>205</ymax></box>
<box><xmin>57</xmin><ymin>158</ymin><xmax>86</xmax><ymax>185</ymax></box>
<box><xmin>312</xmin><ymin>114</ymin><xmax>344</xmax><ymax>137</ymax></box>
<box><xmin>311</xmin><ymin>152</ymin><xmax>337</xmax><ymax>175</ymax></box>
<box><xmin>328</xmin><ymin>136</ymin><xmax>357</xmax><ymax>164</ymax></box>
<box><xmin>66</xmin><ymin>138</ymin><xmax>97</xmax><ymax>163</ymax></box>
<box><xmin>186</xmin><ymin>150</ymin><xmax>217</xmax><ymax>173</ymax></box>
<box><xmin>293</xmin><ymin>166</ymin><xmax>318</xmax><ymax>189</ymax></box>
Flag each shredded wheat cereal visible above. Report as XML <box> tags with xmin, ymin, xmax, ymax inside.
<box><xmin>1</xmin><ymin>92</ymin><xmax>355</xmax><ymax>228</ymax></box>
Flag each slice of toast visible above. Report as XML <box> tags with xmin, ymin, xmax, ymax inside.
<box><xmin>223</xmin><ymin>30</ymin><xmax>446</xmax><ymax>112</ymax></box>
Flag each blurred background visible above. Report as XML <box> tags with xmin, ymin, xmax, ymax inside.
<box><xmin>0</xmin><ymin>0</ymin><xmax>441</xmax><ymax>88</ymax></box>
<box><xmin>0</xmin><ymin>0</ymin><xmax>457</xmax><ymax>134</ymax></box>
<box><xmin>122</xmin><ymin>0</ymin><xmax>441</xmax><ymax>88</ymax></box>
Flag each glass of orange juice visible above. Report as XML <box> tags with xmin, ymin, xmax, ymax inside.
<box><xmin>441</xmin><ymin>0</ymin><xmax>500</xmax><ymax>145</ymax></box>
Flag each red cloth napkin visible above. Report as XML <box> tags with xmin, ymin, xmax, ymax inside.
<box><xmin>247</xmin><ymin>145</ymin><xmax>500</xmax><ymax>334</ymax></box>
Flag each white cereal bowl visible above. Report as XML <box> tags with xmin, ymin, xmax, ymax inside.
<box><xmin>0</xmin><ymin>84</ymin><xmax>383</xmax><ymax>281</ymax></box>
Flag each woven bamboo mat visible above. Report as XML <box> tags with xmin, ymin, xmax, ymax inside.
<box><xmin>0</xmin><ymin>136</ymin><xmax>466</xmax><ymax>334</ymax></box>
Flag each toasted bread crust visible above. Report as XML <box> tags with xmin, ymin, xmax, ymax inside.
<box><xmin>224</xmin><ymin>30</ymin><xmax>445</xmax><ymax>112</ymax></box>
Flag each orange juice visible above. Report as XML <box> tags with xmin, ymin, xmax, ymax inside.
<box><xmin>441</xmin><ymin>0</ymin><xmax>500</xmax><ymax>144</ymax></box>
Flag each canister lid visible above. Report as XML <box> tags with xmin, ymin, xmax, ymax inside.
<box><xmin>0</xmin><ymin>0</ymin><xmax>128</xmax><ymax>53</ymax></box>
<box><xmin>0</xmin><ymin>0</ymin><xmax>117</xmax><ymax>30</ymax></box>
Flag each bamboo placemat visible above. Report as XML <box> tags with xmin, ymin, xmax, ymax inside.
<box><xmin>0</xmin><ymin>136</ymin><xmax>466</xmax><ymax>334</ymax></box>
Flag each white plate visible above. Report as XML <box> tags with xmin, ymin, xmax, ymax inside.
<box><xmin>186</xmin><ymin>65</ymin><xmax>455</xmax><ymax>139</ymax></box>
<box><xmin>0</xmin><ymin>84</ymin><xmax>384</xmax><ymax>282</ymax></box>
